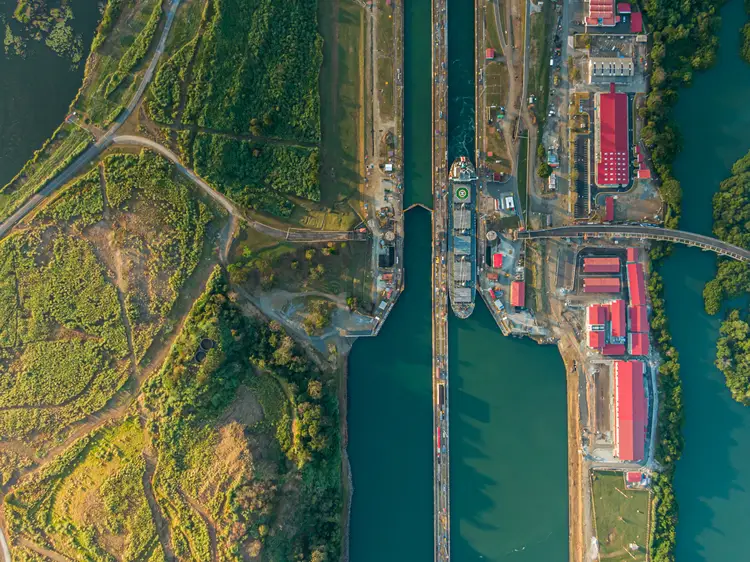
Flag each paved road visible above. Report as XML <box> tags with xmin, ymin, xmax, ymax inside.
<box><xmin>520</xmin><ymin>225</ymin><xmax>750</xmax><ymax>261</ymax></box>
<box><xmin>0</xmin><ymin>0</ymin><xmax>182</xmax><ymax>240</ymax></box>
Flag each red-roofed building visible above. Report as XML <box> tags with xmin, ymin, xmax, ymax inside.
<box><xmin>605</xmin><ymin>196</ymin><xmax>614</xmax><ymax>222</ymax></box>
<box><xmin>602</xmin><ymin>343</ymin><xmax>626</xmax><ymax>356</ymax></box>
<box><xmin>629</xmin><ymin>305</ymin><xmax>649</xmax><ymax>333</ymax></box>
<box><xmin>610</xmin><ymin>299</ymin><xmax>626</xmax><ymax>339</ymax></box>
<box><xmin>586</xmin><ymin>0</ymin><xmax>616</xmax><ymax>26</ymax></box>
<box><xmin>583</xmin><ymin>277</ymin><xmax>621</xmax><ymax>293</ymax></box>
<box><xmin>584</xmin><ymin>257</ymin><xmax>620</xmax><ymax>273</ymax></box>
<box><xmin>614</xmin><ymin>361</ymin><xmax>646</xmax><ymax>462</ymax></box>
<box><xmin>626</xmin><ymin>247</ymin><xmax>639</xmax><ymax>263</ymax></box>
<box><xmin>626</xmin><ymin>471</ymin><xmax>642</xmax><ymax>484</ymax></box>
<box><xmin>492</xmin><ymin>253</ymin><xmax>503</xmax><ymax>268</ymax></box>
<box><xmin>588</xmin><ymin>304</ymin><xmax>607</xmax><ymax>326</ymax></box>
<box><xmin>629</xmin><ymin>332</ymin><xmax>650</xmax><ymax>356</ymax></box>
<box><xmin>627</xmin><ymin>263</ymin><xmax>645</xmax><ymax>306</ymax></box>
<box><xmin>617</xmin><ymin>2</ymin><xmax>632</xmax><ymax>13</ymax></box>
<box><xmin>638</xmin><ymin>168</ymin><xmax>651</xmax><ymax>179</ymax></box>
<box><xmin>589</xmin><ymin>330</ymin><xmax>605</xmax><ymax>349</ymax></box>
<box><xmin>630</xmin><ymin>11</ymin><xmax>643</xmax><ymax>33</ymax></box>
<box><xmin>486</xmin><ymin>48</ymin><xmax>495</xmax><ymax>60</ymax></box>
<box><xmin>510</xmin><ymin>280</ymin><xmax>525</xmax><ymax>307</ymax></box>
<box><xmin>595</xmin><ymin>84</ymin><xmax>630</xmax><ymax>187</ymax></box>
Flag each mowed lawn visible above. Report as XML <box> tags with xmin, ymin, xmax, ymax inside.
<box><xmin>592</xmin><ymin>471</ymin><xmax>650</xmax><ymax>561</ymax></box>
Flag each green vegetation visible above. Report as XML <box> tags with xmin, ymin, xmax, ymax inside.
<box><xmin>148</xmin><ymin>38</ymin><xmax>198</xmax><ymax>123</ymax></box>
<box><xmin>7</xmin><ymin>0</ymin><xmax>83</xmax><ymax>62</ymax></box>
<box><xmin>741</xmin><ymin>0</ymin><xmax>750</xmax><ymax>63</ymax></box>
<box><xmin>192</xmin><ymin>133</ymin><xmax>320</xmax><ymax>218</ymax></box>
<box><xmin>103</xmin><ymin>0</ymin><xmax>162</xmax><ymax>97</ymax></box>
<box><xmin>142</xmin><ymin>267</ymin><xmax>342</xmax><ymax>560</ymax></box>
<box><xmin>73</xmin><ymin>0</ymin><xmax>161</xmax><ymax>125</ymax></box>
<box><xmin>639</xmin><ymin>0</ymin><xmax>723</xmax><ymax>228</ymax></box>
<box><xmin>38</xmin><ymin>168</ymin><xmax>103</xmax><ymax>227</ymax></box>
<box><xmin>228</xmin><ymin>239</ymin><xmax>374</xmax><ymax>311</ymax></box>
<box><xmin>183</xmin><ymin>0</ymin><xmax>322</xmax><ymax>142</ymax></box>
<box><xmin>716</xmin><ymin>310</ymin><xmax>750</xmax><ymax>404</ymax></box>
<box><xmin>5</xmin><ymin>418</ymin><xmax>166</xmax><ymax>561</ymax></box>
<box><xmin>303</xmin><ymin>298</ymin><xmax>336</xmax><ymax>335</ymax></box>
<box><xmin>592</xmin><ymin>471</ymin><xmax>649</xmax><ymax>561</ymax></box>
<box><xmin>518</xmin><ymin>135</ymin><xmax>529</xmax><ymax>218</ymax></box>
<box><xmin>0</xmin><ymin>123</ymin><xmax>92</xmax><ymax>223</ymax></box>
<box><xmin>647</xmin><ymin>261</ymin><xmax>683</xmax><ymax>562</ymax></box>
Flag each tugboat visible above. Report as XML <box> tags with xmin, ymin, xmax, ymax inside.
<box><xmin>448</xmin><ymin>156</ymin><xmax>477</xmax><ymax>319</ymax></box>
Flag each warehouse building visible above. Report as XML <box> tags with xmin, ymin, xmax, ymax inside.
<box><xmin>510</xmin><ymin>280</ymin><xmax>525</xmax><ymax>308</ymax></box>
<box><xmin>613</xmin><ymin>360</ymin><xmax>646</xmax><ymax>462</ymax></box>
<box><xmin>588</xmin><ymin>57</ymin><xmax>634</xmax><ymax>84</ymax></box>
<box><xmin>586</xmin><ymin>0</ymin><xmax>616</xmax><ymax>26</ymax></box>
<box><xmin>627</xmin><ymin>262</ymin><xmax>646</xmax><ymax>306</ymax></box>
<box><xmin>594</xmin><ymin>84</ymin><xmax>630</xmax><ymax>187</ymax></box>
<box><xmin>583</xmin><ymin>257</ymin><xmax>620</xmax><ymax>273</ymax></box>
<box><xmin>583</xmin><ymin>277</ymin><xmax>621</xmax><ymax>293</ymax></box>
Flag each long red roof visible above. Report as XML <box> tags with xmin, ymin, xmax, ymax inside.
<box><xmin>588</xmin><ymin>304</ymin><xmax>607</xmax><ymax>326</ymax></box>
<box><xmin>610</xmin><ymin>299</ymin><xmax>626</xmax><ymax>338</ymax></box>
<box><xmin>583</xmin><ymin>277</ymin><xmax>621</xmax><ymax>293</ymax></box>
<box><xmin>614</xmin><ymin>361</ymin><xmax>646</xmax><ymax>461</ymax></box>
<box><xmin>510</xmin><ymin>280</ymin><xmax>525</xmax><ymax>307</ymax></box>
<box><xmin>597</xmin><ymin>84</ymin><xmax>630</xmax><ymax>186</ymax></box>
<box><xmin>629</xmin><ymin>332</ymin><xmax>650</xmax><ymax>356</ymax></box>
<box><xmin>584</xmin><ymin>257</ymin><xmax>620</xmax><ymax>273</ymax></box>
<box><xmin>589</xmin><ymin>330</ymin><xmax>605</xmax><ymax>349</ymax></box>
<box><xmin>627</xmin><ymin>263</ymin><xmax>646</xmax><ymax>306</ymax></box>
<box><xmin>629</xmin><ymin>305</ymin><xmax>649</xmax><ymax>333</ymax></box>
<box><xmin>602</xmin><ymin>343</ymin><xmax>626</xmax><ymax>356</ymax></box>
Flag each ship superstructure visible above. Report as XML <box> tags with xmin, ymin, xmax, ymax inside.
<box><xmin>448</xmin><ymin>156</ymin><xmax>477</xmax><ymax>319</ymax></box>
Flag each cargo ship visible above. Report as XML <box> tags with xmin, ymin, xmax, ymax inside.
<box><xmin>448</xmin><ymin>156</ymin><xmax>477</xmax><ymax>319</ymax></box>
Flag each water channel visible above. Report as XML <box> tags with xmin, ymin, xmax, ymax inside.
<box><xmin>662</xmin><ymin>0</ymin><xmax>750</xmax><ymax>558</ymax></box>
<box><xmin>0</xmin><ymin>0</ymin><xmax>99</xmax><ymax>186</ymax></box>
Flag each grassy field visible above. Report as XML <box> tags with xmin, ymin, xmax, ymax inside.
<box><xmin>486</xmin><ymin>0</ymin><xmax>503</xmax><ymax>52</ymax></box>
<box><xmin>0</xmin><ymin>123</ymin><xmax>92</xmax><ymax>223</ymax></box>
<box><xmin>518</xmin><ymin>134</ymin><xmax>529</xmax><ymax>217</ymax></box>
<box><xmin>592</xmin><ymin>471</ymin><xmax>650</xmax><ymax>561</ymax></box>
<box><xmin>528</xmin><ymin>1</ymin><xmax>555</xmax><ymax>128</ymax></box>
<box><xmin>74</xmin><ymin>0</ymin><xmax>163</xmax><ymax>125</ymax></box>
<box><xmin>318</xmin><ymin>0</ymin><xmax>365</xmax><ymax>211</ymax></box>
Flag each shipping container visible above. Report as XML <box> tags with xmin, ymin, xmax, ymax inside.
<box><xmin>438</xmin><ymin>383</ymin><xmax>445</xmax><ymax>406</ymax></box>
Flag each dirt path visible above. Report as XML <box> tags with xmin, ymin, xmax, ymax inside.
<box><xmin>218</xmin><ymin>215</ymin><xmax>237</xmax><ymax>265</ymax></box>
<box><xmin>166</xmin><ymin>123</ymin><xmax>319</xmax><ymax>149</ymax></box>
<box><xmin>182</xmin><ymin>491</ymin><xmax>218</xmax><ymax>562</ymax></box>
<box><xmin>142</xmin><ymin>445</ymin><xmax>176</xmax><ymax>562</ymax></box>
<box><xmin>16</xmin><ymin>538</ymin><xmax>71</xmax><ymax>561</ymax></box>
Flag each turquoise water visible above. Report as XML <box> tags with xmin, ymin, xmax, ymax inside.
<box><xmin>663</xmin><ymin>1</ymin><xmax>750</xmax><ymax>558</ymax></box>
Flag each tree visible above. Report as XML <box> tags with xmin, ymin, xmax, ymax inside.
<box><xmin>537</xmin><ymin>162</ymin><xmax>552</xmax><ymax>178</ymax></box>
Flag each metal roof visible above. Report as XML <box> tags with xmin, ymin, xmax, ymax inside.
<box><xmin>627</xmin><ymin>263</ymin><xmax>646</xmax><ymax>306</ymax></box>
<box><xmin>583</xmin><ymin>277</ymin><xmax>621</xmax><ymax>292</ymax></box>
<box><xmin>596</xmin><ymin>84</ymin><xmax>630</xmax><ymax>186</ymax></box>
<box><xmin>614</xmin><ymin>360</ymin><xmax>646</xmax><ymax>462</ymax></box>
<box><xmin>629</xmin><ymin>305</ymin><xmax>649</xmax><ymax>333</ymax></box>
<box><xmin>610</xmin><ymin>299</ymin><xmax>626</xmax><ymax>338</ymax></box>
<box><xmin>511</xmin><ymin>280</ymin><xmax>525</xmax><ymax>307</ymax></box>
<box><xmin>584</xmin><ymin>257</ymin><xmax>620</xmax><ymax>273</ymax></box>
<box><xmin>629</xmin><ymin>332</ymin><xmax>650</xmax><ymax>356</ymax></box>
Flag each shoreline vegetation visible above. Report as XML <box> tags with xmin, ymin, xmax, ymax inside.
<box><xmin>639</xmin><ymin>0</ymin><xmax>726</xmax><ymax>559</ymax></box>
<box><xmin>703</xmin><ymin>149</ymin><xmax>750</xmax><ymax>403</ymax></box>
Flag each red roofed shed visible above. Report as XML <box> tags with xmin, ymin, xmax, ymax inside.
<box><xmin>627</xmin><ymin>263</ymin><xmax>646</xmax><ymax>306</ymax></box>
<box><xmin>588</xmin><ymin>304</ymin><xmax>607</xmax><ymax>326</ymax></box>
<box><xmin>614</xmin><ymin>361</ymin><xmax>646</xmax><ymax>461</ymax></box>
<box><xmin>629</xmin><ymin>305</ymin><xmax>649</xmax><ymax>333</ymax></box>
<box><xmin>605</xmin><ymin>196</ymin><xmax>614</xmax><ymax>222</ymax></box>
<box><xmin>596</xmin><ymin>84</ymin><xmax>630</xmax><ymax>187</ymax></box>
<box><xmin>583</xmin><ymin>277</ymin><xmax>621</xmax><ymax>293</ymax></box>
<box><xmin>626</xmin><ymin>471</ymin><xmax>642</xmax><ymax>483</ymax></box>
<box><xmin>586</xmin><ymin>0</ymin><xmax>616</xmax><ymax>26</ymax></box>
<box><xmin>584</xmin><ymin>257</ymin><xmax>620</xmax><ymax>273</ymax></box>
<box><xmin>589</xmin><ymin>330</ymin><xmax>605</xmax><ymax>349</ymax></box>
<box><xmin>626</xmin><ymin>247</ymin><xmax>639</xmax><ymax>263</ymax></box>
<box><xmin>617</xmin><ymin>2</ymin><xmax>632</xmax><ymax>12</ymax></box>
<box><xmin>485</xmin><ymin>48</ymin><xmax>495</xmax><ymax>59</ymax></box>
<box><xmin>602</xmin><ymin>343</ymin><xmax>626</xmax><ymax>356</ymax></box>
<box><xmin>638</xmin><ymin>168</ymin><xmax>651</xmax><ymax>179</ymax></box>
<box><xmin>630</xmin><ymin>11</ymin><xmax>643</xmax><ymax>33</ymax></box>
<box><xmin>629</xmin><ymin>332</ymin><xmax>650</xmax><ymax>356</ymax></box>
<box><xmin>610</xmin><ymin>299</ymin><xmax>626</xmax><ymax>339</ymax></box>
<box><xmin>492</xmin><ymin>253</ymin><xmax>503</xmax><ymax>268</ymax></box>
<box><xmin>510</xmin><ymin>281</ymin><xmax>525</xmax><ymax>307</ymax></box>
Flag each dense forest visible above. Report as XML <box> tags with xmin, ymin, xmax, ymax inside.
<box><xmin>638</xmin><ymin>0</ymin><xmax>723</xmax><ymax>228</ymax></box>
<box><xmin>716</xmin><ymin>310</ymin><xmax>750</xmax><ymax>404</ymax></box>
<box><xmin>741</xmin><ymin>0</ymin><xmax>750</xmax><ymax>63</ymax></box>
<box><xmin>193</xmin><ymin>134</ymin><xmax>320</xmax><ymax>217</ymax></box>
<box><xmin>183</xmin><ymin>0</ymin><xmax>322</xmax><ymax>142</ymax></box>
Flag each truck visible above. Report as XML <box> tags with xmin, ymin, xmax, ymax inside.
<box><xmin>438</xmin><ymin>383</ymin><xmax>445</xmax><ymax>407</ymax></box>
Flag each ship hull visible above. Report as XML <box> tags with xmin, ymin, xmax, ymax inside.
<box><xmin>447</xmin><ymin>157</ymin><xmax>477</xmax><ymax>319</ymax></box>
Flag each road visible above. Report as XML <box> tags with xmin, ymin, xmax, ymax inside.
<box><xmin>0</xmin><ymin>0</ymin><xmax>182</xmax><ymax>240</ymax></box>
<box><xmin>112</xmin><ymin>136</ymin><xmax>363</xmax><ymax>242</ymax></box>
<box><xmin>432</xmin><ymin>0</ymin><xmax>450</xmax><ymax>559</ymax></box>
<box><xmin>520</xmin><ymin>224</ymin><xmax>750</xmax><ymax>261</ymax></box>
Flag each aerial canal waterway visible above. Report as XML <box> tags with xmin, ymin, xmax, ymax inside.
<box><xmin>446</xmin><ymin>0</ymin><xmax>569</xmax><ymax>559</ymax></box>
<box><xmin>661</xmin><ymin>1</ymin><xmax>750</xmax><ymax>558</ymax></box>
<box><xmin>0</xmin><ymin>0</ymin><xmax>99</xmax><ymax>186</ymax></box>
